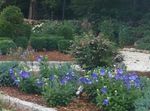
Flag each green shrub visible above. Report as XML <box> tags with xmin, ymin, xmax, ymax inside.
<box><xmin>58</xmin><ymin>40</ymin><xmax>72</xmax><ymax>53</ymax></box>
<box><xmin>135</xmin><ymin>36</ymin><xmax>150</xmax><ymax>50</ymax></box>
<box><xmin>0</xmin><ymin>6</ymin><xmax>31</xmax><ymax>39</ymax></box>
<box><xmin>30</xmin><ymin>36</ymin><xmax>64</xmax><ymax>51</ymax></box>
<box><xmin>79</xmin><ymin>68</ymin><xmax>142</xmax><ymax>111</ymax></box>
<box><xmin>12</xmin><ymin>23</ymin><xmax>31</xmax><ymax>39</ymax></box>
<box><xmin>0</xmin><ymin>6</ymin><xmax>23</xmax><ymax>24</ymax></box>
<box><xmin>98</xmin><ymin>19</ymin><xmax>120</xmax><ymax>43</ymax></box>
<box><xmin>41</xmin><ymin>21</ymin><xmax>60</xmax><ymax>35</ymax></box>
<box><xmin>9</xmin><ymin>64</ymin><xmax>42</xmax><ymax>94</ymax></box>
<box><xmin>70</xmin><ymin>33</ymin><xmax>117</xmax><ymax>69</ymax></box>
<box><xmin>30</xmin><ymin>37</ymin><xmax>47</xmax><ymax>51</ymax></box>
<box><xmin>32</xmin><ymin>21</ymin><xmax>75</xmax><ymax>40</ymax></box>
<box><xmin>13</xmin><ymin>37</ymin><xmax>29</xmax><ymax>49</ymax></box>
<box><xmin>0</xmin><ymin>37</ymin><xmax>11</xmax><ymax>40</ymax></box>
<box><xmin>0</xmin><ymin>40</ymin><xmax>16</xmax><ymax>55</ymax></box>
<box><xmin>119</xmin><ymin>25</ymin><xmax>135</xmax><ymax>46</ymax></box>
<box><xmin>134</xmin><ymin>77</ymin><xmax>150</xmax><ymax>111</ymax></box>
<box><xmin>0</xmin><ymin>62</ymin><xmax>18</xmax><ymax>86</ymax></box>
<box><xmin>58</xmin><ymin>22</ymin><xmax>74</xmax><ymax>40</ymax></box>
<box><xmin>38</xmin><ymin>56</ymin><xmax>79</xmax><ymax>106</ymax></box>
<box><xmin>43</xmin><ymin>82</ymin><xmax>76</xmax><ymax>107</ymax></box>
<box><xmin>19</xmin><ymin>75</ymin><xmax>42</xmax><ymax>94</ymax></box>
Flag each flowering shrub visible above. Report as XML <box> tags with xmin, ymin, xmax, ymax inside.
<box><xmin>79</xmin><ymin>67</ymin><xmax>142</xmax><ymax>111</ymax></box>
<box><xmin>0</xmin><ymin>62</ymin><xmax>18</xmax><ymax>86</ymax></box>
<box><xmin>42</xmin><ymin>76</ymin><xmax>77</xmax><ymax>107</ymax></box>
<box><xmin>36</xmin><ymin>55</ymin><xmax>80</xmax><ymax>106</ymax></box>
<box><xmin>70</xmin><ymin>32</ymin><xmax>117</xmax><ymax>69</ymax></box>
<box><xmin>38</xmin><ymin>56</ymin><xmax>50</xmax><ymax>78</ymax></box>
<box><xmin>9</xmin><ymin>64</ymin><xmax>41</xmax><ymax>94</ymax></box>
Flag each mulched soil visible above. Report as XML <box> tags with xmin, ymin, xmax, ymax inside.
<box><xmin>0</xmin><ymin>51</ymin><xmax>73</xmax><ymax>61</ymax></box>
<box><xmin>0</xmin><ymin>87</ymin><xmax>100</xmax><ymax>111</ymax></box>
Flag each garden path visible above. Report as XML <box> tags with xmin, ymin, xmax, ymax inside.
<box><xmin>120</xmin><ymin>48</ymin><xmax>150</xmax><ymax>72</ymax></box>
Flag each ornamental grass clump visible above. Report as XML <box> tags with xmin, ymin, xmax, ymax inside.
<box><xmin>78</xmin><ymin>67</ymin><xmax>142</xmax><ymax>111</ymax></box>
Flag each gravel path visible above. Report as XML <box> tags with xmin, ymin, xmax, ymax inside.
<box><xmin>120</xmin><ymin>48</ymin><xmax>150</xmax><ymax>72</ymax></box>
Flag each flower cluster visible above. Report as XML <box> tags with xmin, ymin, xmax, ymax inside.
<box><xmin>78</xmin><ymin>67</ymin><xmax>142</xmax><ymax>110</ymax></box>
<box><xmin>9</xmin><ymin>68</ymin><xmax>30</xmax><ymax>86</ymax></box>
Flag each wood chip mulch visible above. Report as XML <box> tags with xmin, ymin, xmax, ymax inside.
<box><xmin>0</xmin><ymin>51</ymin><xmax>73</xmax><ymax>61</ymax></box>
<box><xmin>0</xmin><ymin>87</ymin><xmax>100</xmax><ymax>111</ymax></box>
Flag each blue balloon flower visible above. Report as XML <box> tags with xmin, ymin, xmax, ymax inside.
<box><xmin>20</xmin><ymin>71</ymin><xmax>30</xmax><ymax>79</ymax></box>
<box><xmin>103</xmin><ymin>99</ymin><xmax>109</xmax><ymax>106</ymax></box>
<box><xmin>100</xmin><ymin>68</ymin><xmax>105</xmax><ymax>76</ymax></box>
<box><xmin>79</xmin><ymin>77</ymin><xmax>92</xmax><ymax>84</ymax></box>
<box><xmin>101</xmin><ymin>86</ymin><xmax>108</xmax><ymax>94</ymax></box>
<box><xmin>91</xmin><ymin>73</ymin><xmax>98</xmax><ymax>79</ymax></box>
<box><xmin>116</xmin><ymin>68</ymin><xmax>123</xmax><ymax>74</ymax></box>
<box><xmin>36</xmin><ymin>56</ymin><xmax>43</xmax><ymax>62</ymax></box>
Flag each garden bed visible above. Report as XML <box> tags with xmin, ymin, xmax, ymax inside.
<box><xmin>0</xmin><ymin>51</ymin><xmax>73</xmax><ymax>61</ymax></box>
<box><xmin>0</xmin><ymin>87</ymin><xmax>99</xmax><ymax>111</ymax></box>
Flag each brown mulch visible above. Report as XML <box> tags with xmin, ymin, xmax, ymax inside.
<box><xmin>0</xmin><ymin>87</ymin><xmax>99</xmax><ymax>111</ymax></box>
<box><xmin>0</xmin><ymin>51</ymin><xmax>73</xmax><ymax>61</ymax></box>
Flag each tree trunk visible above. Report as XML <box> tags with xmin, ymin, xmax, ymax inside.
<box><xmin>28</xmin><ymin>0</ymin><xmax>36</xmax><ymax>20</ymax></box>
<box><xmin>62</xmin><ymin>0</ymin><xmax>66</xmax><ymax>20</ymax></box>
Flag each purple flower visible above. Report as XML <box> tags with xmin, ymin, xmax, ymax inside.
<box><xmin>115</xmin><ymin>74</ymin><xmax>123</xmax><ymax>80</ymax></box>
<box><xmin>108</xmin><ymin>72</ymin><xmax>113</xmax><ymax>78</ymax></box>
<box><xmin>79</xmin><ymin>77</ymin><xmax>92</xmax><ymax>84</ymax></box>
<box><xmin>103</xmin><ymin>99</ymin><xmax>109</xmax><ymax>106</ymax></box>
<box><xmin>129</xmin><ymin>73</ymin><xmax>138</xmax><ymax>81</ymax></box>
<box><xmin>36</xmin><ymin>79</ymin><xmax>44</xmax><ymax>87</ymax></box>
<box><xmin>116</xmin><ymin>69</ymin><xmax>123</xmax><ymax>74</ymax></box>
<box><xmin>91</xmin><ymin>73</ymin><xmax>98</xmax><ymax>79</ymax></box>
<box><xmin>101</xmin><ymin>86</ymin><xmax>108</xmax><ymax>94</ymax></box>
<box><xmin>60</xmin><ymin>78</ymin><xmax>68</xmax><ymax>85</ymax></box>
<box><xmin>100</xmin><ymin>68</ymin><xmax>105</xmax><ymax>76</ymax></box>
<box><xmin>20</xmin><ymin>71</ymin><xmax>30</xmax><ymax>79</ymax></box>
<box><xmin>36</xmin><ymin>56</ymin><xmax>43</xmax><ymax>62</ymax></box>
<box><xmin>9</xmin><ymin>68</ymin><xmax>14</xmax><ymax>74</ymax></box>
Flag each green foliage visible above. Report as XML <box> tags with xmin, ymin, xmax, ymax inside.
<box><xmin>0</xmin><ymin>6</ymin><xmax>23</xmax><ymax>24</ymax></box>
<box><xmin>0</xmin><ymin>62</ymin><xmax>18</xmax><ymax>86</ymax></box>
<box><xmin>134</xmin><ymin>77</ymin><xmax>150</xmax><ymax>111</ymax></box>
<box><xmin>43</xmin><ymin>81</ymin><xmax>76</xmax><ymax>107</ymax></box>
<box><xmin>58</xmin><ymin>40</ymin><xmax>72</xmax><ymax>53</ymax></box>
<box><xmin>38</xmin><ymin>56</ymin><xmax>50</xmax><ymax>78</ymax></box>
<box><xmin>0</xmin><ymin>40</ymin><xmax>16</xmax><ymax>55</ymax></box>
<box><xmin>119</xmin><ymin>25</ymin><xmax>135</xmax><ymax>46</ymax></box>
<box><xmin>80</xmin><ymin>68</ymin><xmax>142</xmax><ymax>111</ymax></box>
<box><xmin>70</xmin><ymin>33</ymin><xmax>117</xmax><ymax>69</ymax></box>
<box><xmin>135</xmin><ymin>36</ymin><xmax>150</xmax><ymax>50</ymax></box>
<box><xmin>0</xmin><ymin>6</ymin><xmax>31</xmax><ymax>40</ymax></box>
<box><xmin>13</xmin><ymin>37</ymin><xmax>29</xmax><ymax>49</ymax></box>
<box><xmin>19</xmin><ymin>75</ymin><xmax>41</xmax><ymax>94</ymax></box>
<box><xmin>99</xmin><ymin>19</ymin><xmax>119</xmax><ymax>43</ymax></box>
<box><xmin>58</xmin><ymin>22</ymin><xmax>74</xmax><ymax>40</ymax></box>
<box><xmin>32</xmin><ymin>21</ymin><xmax>75</xmax><ymax>40</ymax></box>
<box><xmin>38</xmin><ymin>56</ymin><xmax>79</xmax><ymax>106</ymax></box>
<box><xmin>30</xmin><ymin>36</ymin><xmax>64</xmax><ymax>51</ymax></box>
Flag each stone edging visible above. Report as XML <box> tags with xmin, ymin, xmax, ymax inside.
<box><xmin>0</xmin><ymin>93</ymin><xmax>57</xmax><ymax>111</ymax></box>
<box><xmin>120</xmin><ymin>48</ymin><xmax>150</xmax><ymax>54</ymax></box>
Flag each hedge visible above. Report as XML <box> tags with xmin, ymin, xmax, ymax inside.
<box><xmin>0</xmin><ymin>40</ymin><xmax>16</xmax><ymax>55</ymax></box>
<box><xmin>58</xmin><ymin>40</ymin><xmax>72</xmax><ymax>53</ymax></box>
<box><xmin>30</xmin><ymin>37</ymin><xmax>64</xmax><ymax>51</ymax></box>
